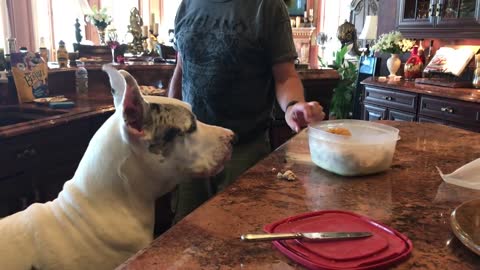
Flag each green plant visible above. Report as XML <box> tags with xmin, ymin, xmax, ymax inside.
<box><xmin>319</xmin><ymin>46</ymin><xmax>358</xmax><ymax>119</ymax></box>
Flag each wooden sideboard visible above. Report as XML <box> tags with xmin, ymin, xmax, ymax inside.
<box><xmin>361</xmin><ymin>77</ymin><xmax>480</xmax><ymax>132</ymax></box>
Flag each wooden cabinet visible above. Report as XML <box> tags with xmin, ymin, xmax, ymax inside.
<box><xmin>419</xmin><ymin>95</ymin><xmax>480</xmax><ymax>131</ymax></box>
<box><xmin>0</xmin><ymin>111</ymin><xmax>114</xmax><ymax>218</ymax></box>
<box><xmin>362</xmin><ymin>86</ymin><xmax>417</xmax><ymax>122</ymax></box>
<box><xmin>362</xmin><ymin>84</ymin><xmax>480</xmax><ymax>132</ymax></box>
<box><xmin>270</xmin><ymin>71</ymin><xmax>338</xmax><ymax>150</ymax></box>
<box><xmin>397</xmin><ymin>0</ymin><xmax>480</xmax><ymax>38</ymax></box>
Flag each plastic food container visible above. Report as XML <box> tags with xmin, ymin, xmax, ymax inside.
<box><xmin>308</xmin><ymin>120</ymin><xmax>400</xmax><ymax>176</ymax></box>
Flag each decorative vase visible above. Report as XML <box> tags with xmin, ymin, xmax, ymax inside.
<box><xmin>96</xmin><ymin>26</ymin><xmax>107</xmax><ymax>45</ymax></box>
<box><xmin>386</xmin><ymin>53</ymin><xmax>401</xmax><ymax>77</ymax></box>
<box><xmin>404</xmin><ymin>46</ymin><xmax>424</xmax><ymax>81</ymax></box>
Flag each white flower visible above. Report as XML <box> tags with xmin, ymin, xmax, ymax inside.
<box><xmin>371</xmin><ymin>31</ymin><xmax>414</xmax><ymax>54</ymax></box>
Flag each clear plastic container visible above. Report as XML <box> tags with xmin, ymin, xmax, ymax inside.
<box><xmin>308</xmin><ymin>120</ymin><xmax>400</xmax><ymax>176</ymax></box>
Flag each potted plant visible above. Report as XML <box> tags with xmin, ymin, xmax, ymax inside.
<box><xmin>320</xmin><ymin>46</ymin><xmax>358</xmax><ymax>119</ymax></box>
<box><xmin>85</xmin><ymin>6</ymin><xmax>113</xmax><ymax>45</ymax></box>
<box><xmin>371</xmin><ymin>31</ymin><xmax>415</xmax><ymax>76</ymax></box>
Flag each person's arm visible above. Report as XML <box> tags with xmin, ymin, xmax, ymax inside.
<box><xmin>273</xmin><ymin>61</ymin><xmax>325</xmax><ymax>132</ymax></box>
<box><xmin>168</xmin><ymin>53</ymin><xmax>183</xmax><ymax>100</ymax></box>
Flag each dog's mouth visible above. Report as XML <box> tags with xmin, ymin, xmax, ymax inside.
<box><xmin>191</xmin><ymin>145</ymin><xmax>232</xmax><ymax>178</ymax></box>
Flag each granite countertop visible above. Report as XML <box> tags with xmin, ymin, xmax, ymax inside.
<box><xmin>362</xmin><ymin>77</ymin><xmax>480</xmax><ymax>103</ymax></box>
<box><xmin>117</xmin><ymin>121</ymin><xmax>480</xmax><ymax>269</ymax></box>
<box><xmin>0</xmin><ymin>93</ymin><xmax>115</xmax><ymax>139</ymax></box>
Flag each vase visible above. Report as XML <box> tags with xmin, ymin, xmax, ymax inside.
<box><xmin>386</xmin><ymin>53</ymin><xmax>401</xmax><ymax>77</ymax></box>
<box><xmin>404</xmin><ymin>46</ymin><xmax>424</xmax><ymax>81</ymax></box>
<box><xmin>96</xmin><ymin>26</ymin><xmax>107</xmax><ymax>45</ymax></box>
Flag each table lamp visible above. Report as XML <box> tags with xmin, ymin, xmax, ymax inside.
<box><xmin>358</xmin><ymin>15</ymin><xmax>378</xmax><ymax>56</ymax></box>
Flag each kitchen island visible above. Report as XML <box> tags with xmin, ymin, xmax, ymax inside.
<box><xmin>117</xmin><ymin>121</ymin><xmax>480</xmax><ymax>269</ymax></box>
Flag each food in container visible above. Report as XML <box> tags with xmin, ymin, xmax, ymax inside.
<box><xmin>308</xmin><ymin>120</ymin><xmax>399</xmax><ymax>176</ymax></box>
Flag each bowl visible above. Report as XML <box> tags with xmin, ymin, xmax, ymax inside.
<box><xmin>308</xmin><ymin>120</ymin><xmax>400</xmax><ymax>176</ymax></box>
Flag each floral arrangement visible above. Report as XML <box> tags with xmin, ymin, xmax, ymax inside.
<box><xmin>85</xmin><ymin>5</ymin><xmax>112</xmax><ymax>29</ymax></box>
<box><xmin>371</xmin><ymin>31</ymin><xmax>415</xmax><ymax>54</ymax></box>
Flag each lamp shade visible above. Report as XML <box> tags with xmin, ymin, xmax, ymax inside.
<box><xmin>358</xmin><ymin>15</ymin><xmax>378</xmax><ymax>40</ymax></box>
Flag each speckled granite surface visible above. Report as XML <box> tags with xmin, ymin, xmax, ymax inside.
<box><xmin>117</xmin><ymin>121</ymin><xmax>480</xmax><ymax>270</ymax></box>
<box><xmin>362</xmin><ymin>77</ymin><xmax>480</xmax><ymax>103</ymax></box>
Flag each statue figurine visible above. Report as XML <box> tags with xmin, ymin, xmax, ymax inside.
<box><xmin>127</xmin><ymin>7</ymin><xmax>145</xmax><ymax>55</ymax></box>
<box><xmin>75</xmin><ymin>18</ymin><xmax>82</xmax><ymax>44</ymax></box>
<box><xmin>337</xmin><ymin>20</ymin><xmax>361</xmax><ymax>56</ymax></box>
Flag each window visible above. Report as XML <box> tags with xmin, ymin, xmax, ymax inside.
<box><xmin>319</xmin><ymin>0</ymin><xmax>351</xmax><ymax>64</ymax></box>
<box><xmin>33</xmin><ymin>0</ymin><xmax>92</xmax><ymax>52</ymax></box>
<box><xmin>0</xmin><ymin>0</ymin><xmax>10</xmax><ymax>50</ymax></box>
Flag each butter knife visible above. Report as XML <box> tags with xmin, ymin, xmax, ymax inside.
<box><xmin>240</xmin><ymin>232</ymin><xmax>372</xmax><ymax>242</ymax></box>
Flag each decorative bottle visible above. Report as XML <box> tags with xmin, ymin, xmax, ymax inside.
<box><xmin>417</xmin><ymin>39</ymin><xmax>426</xmax><ymax>64</ymax></box>
<box><xmin>57</xmin><ymin>40</ymin><xmax>68</xmax><ymax>68</ymax></box>
<box><xmin>39</xmin><ymin>37</ymin><xmax>49</xmax><ymax>63</ymax></box>
<box><xmin>75</xmin><ymin>64</ymin><xmax>88</xmax><ymax>97</ymax></box>
<box><xmin>404</xmin><ymin>46</ymin><xmax>424</xmax><ymax>81</ymax></box>
<box><xmin>473</xmin><ymin>54</ymin><xmax>480</xmax><ymax>89</ymax></box>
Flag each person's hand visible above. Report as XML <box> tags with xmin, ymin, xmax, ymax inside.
<box><xmin>285</xmin><ymin>101</ymin><xmax>325</xmax><ymax>133</ymax></box>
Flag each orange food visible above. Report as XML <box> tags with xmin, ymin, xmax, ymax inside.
<box><xmin>327</xmin><ymin>127</ymin><xmax>352</xmax><ymax>136</ymax></box>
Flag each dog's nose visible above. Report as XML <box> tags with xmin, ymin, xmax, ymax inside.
<box><xmin>222</xmin><ymin>131</ymin><xmax>236</xmax><ymax>145</ymax></box>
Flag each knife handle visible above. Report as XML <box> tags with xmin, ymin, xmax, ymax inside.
<box><xmin>240</xmin><ymin>233</ymin><xmax>302</xmax><ymax>242</ymax></box>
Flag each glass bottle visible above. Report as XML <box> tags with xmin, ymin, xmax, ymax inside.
<box><xmin>404</xmin><ymin>46</ymin><xmax>424</xmax><ymax>81</ymax></box>
<box><xmin>39</xmin><ymin>37</ymin><xmax>49</xmax><ymax>63</ymax></box>
<box><xmin>417</xmin><ymin>39</ymin><xmax>425</xmax><ymax>64</ymax></box>
<box><xmin>473</xmin><ymin>54</ymin><xmax>480</xmax><ymax>89</ymax></box>
<box><xmin>75</xmin><ymin>63</ymin><xmax>88</xmax><ymax>96</ymax></box>
<box><xmin>57</xmin><ymin>40</ymin><xmax>68</xmax><ymax>68</ymax></box>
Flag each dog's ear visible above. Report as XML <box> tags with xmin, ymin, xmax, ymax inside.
<box><xmin>119</xmin><ymin>70</ymin><xmax>147</xmax><ymax>133</ymax></box>
<box><xmin>102</xmin><ymin>64</ymin><xmax>126</xmax><ymax>108</ymax></box>
<box><xmin>103</xmin><ymin>64</ymin><xmax>147</xmax><ymax>134</ymax></box>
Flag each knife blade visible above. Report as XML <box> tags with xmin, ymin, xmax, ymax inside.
<box><xmin>240</xmin><ymin>232</ymin><xmax>372</xmax><ymax>242</ymax></box>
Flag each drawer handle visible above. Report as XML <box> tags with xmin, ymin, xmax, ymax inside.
<box><xmin>16</xmin><ymin>148</ymin><xmax>37</xmax><ymax>160</ymax></box>
<box><xmin>382</xmin><ymin>96</ymin><xmax>393</xmax><ymax>101</ymax></box>
<box><xmin>441</xmin><ymin>107</ymin><xmax>454</xmax><ymax>114</ymax></box>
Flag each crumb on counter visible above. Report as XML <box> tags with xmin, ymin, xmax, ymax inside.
<box><xmin>276</xmin><ymin>170</ymin><xmax>297</xmax><ymax>181</ymax></box>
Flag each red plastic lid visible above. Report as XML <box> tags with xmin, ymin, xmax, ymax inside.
<box><xmin>264</xmin><ymin>210</ymin><xmax>412</xmax><ymax>270</ymax></box>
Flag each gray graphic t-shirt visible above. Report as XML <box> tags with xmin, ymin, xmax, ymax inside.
<box><xmin>174</xmin><ymin>0</ymin><xmax>297</xmax><ymax>142</ymax></box>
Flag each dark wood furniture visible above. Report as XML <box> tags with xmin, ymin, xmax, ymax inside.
<box><xmin>270</xmin><ymin>68</ymin><xmax>339</xmax><ymax>149</ymax></box>
<box><xmin>361</xmin><ymin>77</ymin><xmax>480</xmax><ymax>132</ymax></box>
<box><xmin>0</xmin><ymin>97</ymin><xmax>114</xmax><ymax>217</ymax></box>
<box><xmin>397</xmin><ymin>0</ymin><xmax>480</xmax><ymax>38</ymax></box>
<box><xmin>117</xmin><ymin>122</ymin><xmax>480</xmax><ymax>269</ymax></box>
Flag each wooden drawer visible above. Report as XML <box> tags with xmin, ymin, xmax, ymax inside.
<box><xmin>388</xmin><ymin>109</ymin><xmax>416</xmax><ymax>122</ymax></box>
<box><xmin>363</xmin><ymin>103</ymin><xmax>387</xmax><ymax>121</ymax></box>
<box><xmin>419</xmin><ymin>95</ymin><xmax>480</xmax><ymax>128</ymax></box>
<box><xmin>364</xmin><ymin>86</ymin><xmax>418</xmax><ymax>113</ymax></box>
<box><xmin>0</xmin><ymin>119</ymin><xmax>90</xmax><ymax>180</ymax></box>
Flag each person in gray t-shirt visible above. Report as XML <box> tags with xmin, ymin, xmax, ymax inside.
<box><xmin>169</xmin><ymin>0</ymin><xmax>325</xmax><ymax>223</ymax></box>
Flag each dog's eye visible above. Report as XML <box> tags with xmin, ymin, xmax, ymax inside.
<box><xmin>111</xmin><ymin>88</ymin><xmax>116</xmax><ymax>95</ymax></box>
<box><xmin>163</xmin><ymin>127</ymin><xmax>181</xmax><ymax>142</ymax></box>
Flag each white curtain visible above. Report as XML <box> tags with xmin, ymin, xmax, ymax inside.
<box><xmin>0</xmin><ymin>0</ymin><xmax>11</xmax><ymax>50</ymax></box>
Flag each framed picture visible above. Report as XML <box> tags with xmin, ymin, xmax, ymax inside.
<box><xmin>287</xmin><ymin>0</ymin><xmax>306</xmax><ymax>16</ymax></box>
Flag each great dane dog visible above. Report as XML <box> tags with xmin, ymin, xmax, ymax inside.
<box><xmin>0</xmin><ymin>65</ymin><xmax>233</xmax><ymax>270</ymax></box>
